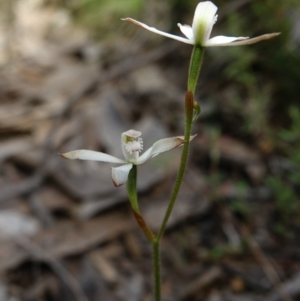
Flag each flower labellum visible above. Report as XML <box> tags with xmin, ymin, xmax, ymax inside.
<box><xmin>61</xmin><ymin>129</ymin><xmax>194</xmax><ymax>187</ymax></box>
<box><xmin>122</xmin><ymin>1</ymin><xmax>280</xmax><ymax>47</ymax></box>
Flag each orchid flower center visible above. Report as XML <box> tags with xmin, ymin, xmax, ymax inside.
<box><xmin>121</xmin><ymin>130</ymin><xmax>143</xmax><ymax>162</ymax></box>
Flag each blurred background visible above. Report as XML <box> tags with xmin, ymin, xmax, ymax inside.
<box><xmin>0</xmin><ymin>0</ymin><xmax>299</xmax><ymax>300</ymax></box>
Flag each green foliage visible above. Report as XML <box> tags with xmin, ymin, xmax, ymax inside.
<box><xmin>266</xmin><ymin>176</ymin><xmax>298</xmax><ymax>215</ymax></box>
<box><xmin>204</xmin><ymin>1</ymin><xmax>300</xmax><ymax>230</ymax></box>
<box><xmin>228</xmin><ymin>182</ymin><xmax>251</xmax><ymax>220</ymax></box>
<box><xmin>279</xmin><ymin>106</ymin><xmax>300</xmax><ymax>148</ymax></box>
<box><xmin>219</xmin><ymin>1</ymin><xmax>300</xmax><ymax>124</ymax></box>
<box><xmin>266</xmin><ymin>106</ymin><xmax>300</xmax><ymax>221</ymax></box>
<box><xmin>64</xmin><ymin>0</ymin><xmax>143</xmax><ymax>38</ymax></box>
<box><xmin>205</xmin><ymin>244</ymin><xmax>242</xmax><ymax>259</ymax></box>
<box><xmin>272</xmin><ymin>222</ymin><xmax>293</xmax><ymax>238</ymax></box>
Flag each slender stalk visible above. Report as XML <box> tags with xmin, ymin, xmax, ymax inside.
<box><xmin>132</xmin><ymin>210</ymin><xmax>156</xmax><ymax>243</ymax></box>
<box><xmin>152</xmin><ymin>92</ymin><xmax>194</xmax><ymax>301</ymax></box>
<box><xmin>188</xmin><ymin>46</ymin><xmax>204</xmax><ymax>95</ymax></box>
<box><xmin>127</xmin><ymin>165</ymin><xmax>156</xmax><ymax>242</ymax></box>
<box><xmin>157</xmin><ymin>91</ymin><xmax>194</xmax><ymax>240</ymax></box>
<box><xmin>151</xmin><ymin>46</ymin><xmax>203</xmax><ymax>301</ymax></box>
<box><xmin>157</xmin><ymin>46</ymin><xmax>204</xmax><ymax>240</ymax></box>
<box><xmin>152</xmin><ymin>240</ymin><xmax>161</xmax><ymax>301</ymax></box>
<box><xmin>133</xmin><ymin>45</ymin><xmax>204</xmax><ymax>301</ymax></box>
<box><xmin>127</xmin><ymin>165</ymin><xmax>139</xmax><ymax>213</ymax></box>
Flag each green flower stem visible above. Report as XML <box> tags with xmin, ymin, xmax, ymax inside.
<box><xmin>157</xmin><ymin>91</ymin><xmax>194</xmax><ymax>241</ymax></box>
<box><xmin>152</xmin><ymin>46</ymin><xmax>204</xmax><ymax>301</ymax></box>
<box><xmin>152</xmin><ymin>92</ymin><xmax>194</xmax><ymax>301</ymax></box>
<box><xmin>152</xmin><ymin>240</ymin><xmax>161</xmax><ymax>301</ymax></box>
<box><xmin>127</xmin><ymin>165</ymin><xmax>156</xmax><ymax>242</ymax></box>
<box><xmin>132</xmin><ymin>210</ymin><xmax>156</xmax><ymax>243</ymax></box>
<box><xmin>127</xmin><ymin>165</ymin><xmax>139</xmax><ymax>213</ymax></box>
<box><xmin>129</xmin><ymin>45</ymin><xmax>204</xmax><ymax>301</ymax></box>
<box><xmin>188</xmin><ymin>45</ymin><xmax>204</xmax><ymax>95</ymax></box>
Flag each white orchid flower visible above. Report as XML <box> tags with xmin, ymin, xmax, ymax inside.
<box><xmin>61</xmin><ymin>129</ymin><xmax>191</xmax><ymax>187</ymax></box>
<box><xmin>122</xmin><ymin>1</ymin><xmax>280</xmax><ymax>47</ymax></box>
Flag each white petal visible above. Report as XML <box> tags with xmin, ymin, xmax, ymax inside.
<box><xmin>136</xmin><ymin>136</ymin><xmax>187</xmax><ymax>165</ymax></box>
<box><xmin>111</xmin><ymin>164</ymin><xmax>133</xmax><ymax>187</ymax></box>
<box><xmin>204</xmin><ymin>35</ymin><xmax>249</xmax><ymax>46</ymax></box>
<box><xmin>192</xmin><ymin>1</ymin><xmax>218</xmax><ymax>45</ymax></box>
<box><xmin>177</xmin><ymin>23</ymin><xmax>194</xmax><ymax>41</ymax></box>
<box><xmin>204</xmin><ymin>33</ymin><xmax>280</xmax><ymax>47</ymax></box>
<box><xmin>60</xmin><ymin>150</ymin><xmax>126</xmax><ymax>163</ymax></box>
<box><xmin>122</xmin><ymin>18</ymin><xmax>194</xmax><ymax>45</ymax></box>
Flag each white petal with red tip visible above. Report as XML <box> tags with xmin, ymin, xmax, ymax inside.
<box><xmin>111</xmin><ymin>164</ymin><xmax>133</xmax><ymax>187</ymax></box>
<box><xmin>205</xmin><ymin>33</ymin><xmax>281</xmax><ymax>47</ymax></box>
<box><xmin>61</xmin><ymin>150</ymin><xmax>126</xmax><ymax>163</ymax></box>
<box><xmin>122</xmin><ymin>18</ymin><xmax>193</xmax><ymax>45</ymax></box>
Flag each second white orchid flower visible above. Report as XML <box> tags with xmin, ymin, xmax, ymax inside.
<box><xmin>61</xmin><ymin>130</ymin><xmax>191</xmax><ymax>187</ymax></box>
<box><xmin>122</xmin><ymin>1</ymin><xmax>279</xmax><ymax>47</ymax></box>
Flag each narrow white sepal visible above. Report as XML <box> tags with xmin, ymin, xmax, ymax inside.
<box><xmin>205</xmin><ymin>33</ymin><xmax>281</xmax><ymax>47</ymax></box>
<box><xmin>122</xmin><ymin>18</ymin><xmax>194</xmax><ymax>45</ymax></box>
<box><xmin>136</xmin><ymin>136</ymin><xmax>187</xmax><ymax>165</ymax></box>
<box><xmin>60</xmin><ymin>150</ymin><xmax>126</xmax><ymax>164</ymax></box>
<box><xmin>204</xmin><ymin>35</ymin><xmax>249</xmax><ymax>46</ymax></box>
<box><xmin>111</xmin><ymin>164</ymin><xmax>133</xmax><ymax>187</ymax></box>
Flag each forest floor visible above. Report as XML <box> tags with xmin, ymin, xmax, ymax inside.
<box><xmin>0</xmin><ymin>1</ymin><xmax>299</xmax><ymax>301</ymax></box>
